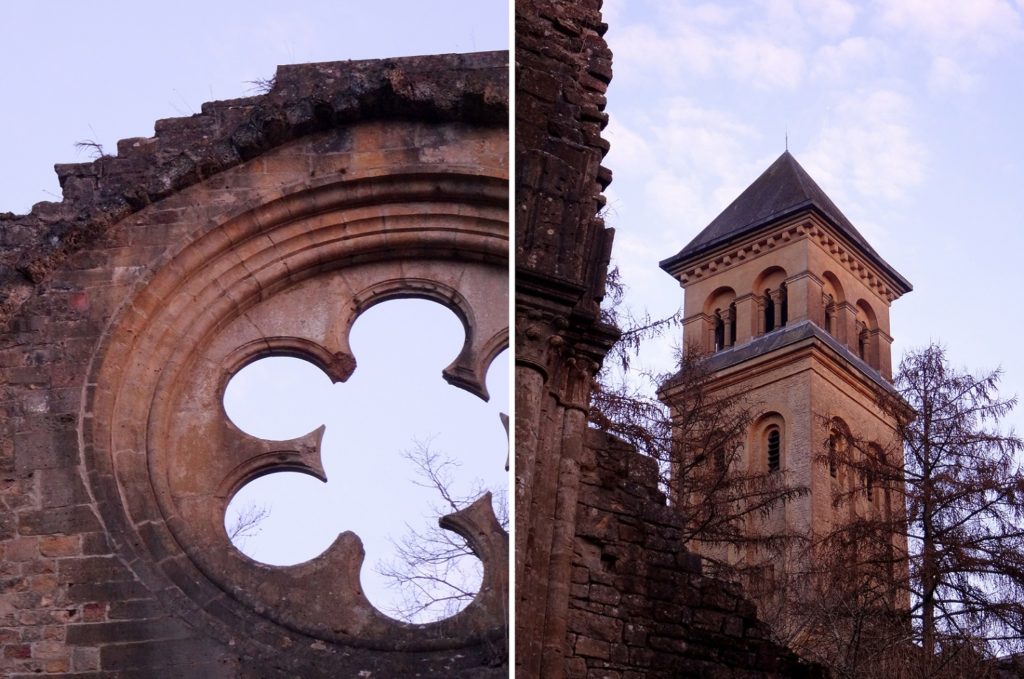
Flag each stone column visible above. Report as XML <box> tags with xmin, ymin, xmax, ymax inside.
<box><xmin>723</xmin><ymin>307</ymin><xmax>735</xmax><ymax>348</ymax></box>
<box><xmin>770</xmin><ymin>289</ymin><xmax>784</xmax><ymax>329</ymax></box>
<box><xmin>734</xmin><ymin>293</ymin><xmax>756</xmax><ymax>345</ymax></box>
<box><xmin>754</xmin><ymin>295</ymin><xmax>766</xmax><ymax>336</ymax></box>
<box><xmin>823</xmin><ymin>294</ymin><xmax>835</xmax><ymax>335</ymax></box>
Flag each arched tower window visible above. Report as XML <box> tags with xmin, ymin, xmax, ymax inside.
<box><xmin>704</xmin><ymin>287</ymin><xmax>737</xmax><ymax>353</ymax></box>
<box><xmin>767</xmin><ymin>428</ymin><xmax>781</xmax><ymax>473</ymax></box>
<box><xmin>754</xmin><ymin>267</ymin><xmax>787</xmax><ymax>336</ymax></box>
<box><xmin>827</xmin><ymin>418</ymin><xmax>850</xmax><ymax>480</ymax></box>
<box><xmin>821</xmin><ymin>272</ymin><xmax>845</xmax><ymax>339</ymax></box>
<box><xmin>752</xmin><ymin>413</ymin><xmax>785</xmax><ymax>475</ymax></box>
<box><xmin>763</xmin><ymin>285</ymin><xmax>788</xmax><ymax>333</ymax></box>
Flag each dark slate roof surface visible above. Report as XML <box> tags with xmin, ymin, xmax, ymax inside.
<box><xmin>659</xmin><ymin>151</ymin><xmax>911</xmax><ymax>293</ymax></box>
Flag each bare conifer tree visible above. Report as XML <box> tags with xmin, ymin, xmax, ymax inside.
<box><xmin>796</xmin><ymin>343</ymin><xmax>1024</xmax><ymax>677</ymax></box>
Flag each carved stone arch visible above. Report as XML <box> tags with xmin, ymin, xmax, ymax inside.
<box><xmin>0</xmin><ymin>52</ymin><xmax>508</xmax><ymax>678</ymax></box>
<box><xmin>855</xmin><ymin>298</ymin><xmax>878</xmax><ymax>329</ymax></box>
<box><xmin>752</xmin><ymin>265</ymin><xmax>788</xmax><ymax>296</ymax></box>
<box><xmin>821</xmin><ymin>270</ymin><xmax>846</xmax><ymax>303</ymax></box>
<box><xmin>82</xmin><ymin>152</ymin><xmax>507</xmax><ymax>667</ymax></box>
<box><xmin>703</xmin><ymin>285</ymin><xmax>738</xmax><ymax>317</ymax></box>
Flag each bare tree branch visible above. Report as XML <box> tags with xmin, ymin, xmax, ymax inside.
<box><xmin>376</xmin><ymin>439</ymin><xmax>507</xmax><ymax>624</ymax></box>
<box><xmin>227</xmin><ymin>503</ymin><xmax>271</xmax><ymax>547</ymax></box>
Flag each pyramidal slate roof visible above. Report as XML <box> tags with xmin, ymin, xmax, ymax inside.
<box><xmin>660</xmin><ymin>151</ymin><xmax>911</xmax><ymax>293</ymax></box>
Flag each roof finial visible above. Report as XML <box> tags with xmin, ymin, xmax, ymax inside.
<box><xmin>785</xmin><ymin>126</ymin><xmax>789</xmax><ymax>152</ymax></box>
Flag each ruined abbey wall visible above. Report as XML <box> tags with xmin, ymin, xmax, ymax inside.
<box><xmin>569</xmin><ymin>431</ymin><xmax>824</xmax><ymax>678</ymax></box>
<box><xmin>1</xmin><ymin>52</ymin><xmax>508</xmax><ymax>678</ymax></box>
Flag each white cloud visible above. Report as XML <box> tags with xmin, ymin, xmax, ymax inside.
<box><xmin>608</xmin><ymin>7</ymin><xmax>805</xmax><ymax>90</ymax></box>
<box><xmin>625</xmin><ymin>98</ymin><xmax>763</xmax><ymax>229</ymax></box>
<box><xmin>646</xmin><ymin>172</ymin><xmax>707</xmax><ymax>225</ymax></box>
<box><xmin>600</xmin><ymin>0</ymin><xmax>625</xmax><ymax>28</ymax></box>
<box><xmin>876</xmin><ymin>0</ymin><xmax>1023</xmax><ymax>52</ymax></box>
<box><xmin>803</xmin><ymin>89</ymin><xmax>926</xmax><ymax>204</ymax></box>
<box><xmin>798</xmin><ymin>0</ymin><xmax>860</xmax><ymax>37</ymax></box>
<box><xmin>604</xmin><ymin>114</ymin><xmax>656</xmax><ymax>176</ymax></box>
<box><xmin>927</xmin><ymin>55</ymin><xmax>976</xmax><ymax>93</ymax></box>
<box><xmin>727</xmin><ymin>37</ymin><xmax>805</xmax><ymax>89</ymax></box>
<box><xmin>811</xmin><ymin>36</ymin><xmax>886</xmax><ymax>82</ymax></box>
<box><xmin>610</xmin><ymin>22</ymin><xmax>716</xmax><ymax>78</ymax></box>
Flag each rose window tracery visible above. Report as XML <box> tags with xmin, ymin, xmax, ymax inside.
<box><xmin>83</xmin><ymin>171</ymin><xmax>508</xmax><ymax>652</ymax></box>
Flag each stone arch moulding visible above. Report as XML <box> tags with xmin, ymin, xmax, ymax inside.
<box><xmin>702</xmin><ymin>285</ymin><xmax>737</xmax><ymax>317</ymax></box>
<box><xmin>752</xmin><ymin>265</ymin><xmax>787</xmax><ymax>296</ymax></box>
<box><xmin>82</xmin><ymin>169</ymin><xmax>508</xmax><ymax>655</ymax></box>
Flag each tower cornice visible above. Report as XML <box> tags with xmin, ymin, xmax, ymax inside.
<box><xmin>663</xmin><ymin>210</ymin><xmax>911</xmax><ymax>304</ymax></box>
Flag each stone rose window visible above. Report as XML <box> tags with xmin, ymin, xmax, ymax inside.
<box><xmin>84</xmin><ymin>163</ymin><xmax>508</xmax><ymax>655</ymax></box>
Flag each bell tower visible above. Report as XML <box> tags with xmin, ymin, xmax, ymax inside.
<box><xmin>659</xmin><ymin>151</ymin><xmax>912</xmax><ymax>589</ymax></box>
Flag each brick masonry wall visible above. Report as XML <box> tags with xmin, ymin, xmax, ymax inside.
<box><xmin>0</xmin><ymin>53</ymin><xmax>507</xmax><ymax>678</ymax></box>
<box><xmin>570</xmin><ymin>430</ymin><xmax>828</xmax><ymax>678</ymax></box>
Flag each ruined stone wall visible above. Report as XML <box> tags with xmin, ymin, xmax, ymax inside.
<box><xmin>570</xmin><ymin>431</ymin><xmax>825</xmax><ymax>678</ymax></box>
<box><xmin>0</xmin><ymin>52</ymin><xmax>508</xmax><ymax>678</ymax></box>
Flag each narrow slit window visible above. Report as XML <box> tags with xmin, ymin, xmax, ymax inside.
<box><xmin>767</xmin><ymin>429</ymin><xmax>781</xmax><ymax>472</ymax></box>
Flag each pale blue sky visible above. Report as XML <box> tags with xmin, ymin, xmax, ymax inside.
<box><xmin>0</xmin><ymin>1</ymin><xmax>509</xmax><ymax>622</ymax></box>
<box><xmin>600</xmin><ymin>0</ymin><xmax>1024</xmax><ymax>437</ymax></box>
<box><xmin>0</xmin><ymin>1</ymin><xmax>508</xmax><ymax>213</ymax></box>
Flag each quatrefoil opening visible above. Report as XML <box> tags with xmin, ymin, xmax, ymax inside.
<box><xmin>221</xmin><ymin>299</ymin><xmax>508</xmax><ymax>623</ymax></box>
